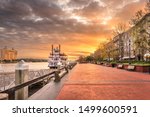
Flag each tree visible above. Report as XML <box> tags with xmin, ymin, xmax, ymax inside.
<box><xmin>93</xmin><ymin>42</ymin><xmax>107</xmax><ymax>61</ymax></box>
<box><xmin>78</xmin><ymin>55</ymin><xmax>85</xmax><ymax>63</ymax></box>
<box><xmin>145</xmin><ymin>0</ymin><xmax>150</xmax><ymax>13</ymax></box>
<box><xmin>113</xmin><ymin>23</ymin><xmax>127</xmax><ymax>36</ymax></box>
<box><xmin>129</xmin><ymin>10</ymin><xmax>145</xmax><ymax>26</ymax></box>
<box><xmin>85</xmin><ymin>56</ymin><xmax>94</xmax><ymax>62</ymax></box>
<box><xmin>112</xmin><ymin>23</ymin><xmax>126</xmax><ymax>60</ymax></box>
<box><xmin>93</xmin><ymin>49</ymin><xmax>102</xmax><ymax>61</ymax></box>
<box><xmin>134</xmin><ymin>29</ymin><xmax>149</xmax><ymax>60</ymax></box>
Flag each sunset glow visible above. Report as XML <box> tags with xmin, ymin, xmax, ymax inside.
<box><xmin>0</xmin><ymin>0</ymin><xmax>146</xmax><ymax>60</ymax></box>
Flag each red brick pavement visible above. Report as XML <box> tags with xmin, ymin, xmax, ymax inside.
<box><xmin>56</xmin><ymin>64</ymin><xmax>150</xmax><ymax>100</ymax></box>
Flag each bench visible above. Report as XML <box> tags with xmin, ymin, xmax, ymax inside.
<box><xmin>117</xmin><ymin>64</ymin><xmax>123</xmax><ymax>69</ymax></box>
<box><xmin>127</xmin><ymin>65</ymin><xmax>135</xmax><ymax>71</ymax></box>
<box><xmin>104</xmin><ymin>63</ymin><xmax>110</xmax><ymax>67</ymax></box>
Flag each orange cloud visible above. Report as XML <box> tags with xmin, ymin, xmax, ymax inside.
<box><xmin>0</xmin><ymin>0</ymin><xmax>147</xmax><ymax>60</ymax></box>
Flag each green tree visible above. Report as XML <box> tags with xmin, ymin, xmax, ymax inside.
<box><xmin>78</xmin><ymin>55</ymin><xmax>85</xmax><ymax>63</ymax></box>
<box><xmin>85</xmin><ymin>56</ymin><xmax>94</xmax><ymax>62</ymax></box>
<box><xmin>134</xmin><ymin>29</ymin><xmax>149</xmax><ymax>60</ymax></box>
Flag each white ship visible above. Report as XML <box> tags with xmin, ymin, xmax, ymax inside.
<box><xmin>48</xmin><ymin>45</ymin><xmax>67</xmax><ymax>68</ymax></box>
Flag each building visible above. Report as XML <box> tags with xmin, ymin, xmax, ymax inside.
<box><xmin>106</xmin><ymin>13</ymin><xmax>150</xmax><ymax>61</ymax></box>
<box><xmin>123</xmin><ymin>13</ymin><xmax>150</xmax><ymax>60</ymax></box>
<box><xmin>0</xmin><ymin>47</ymin><xmax>17</xmax><ymax>62</ymax></box>
<box><xmin>113</xmin><ymin>34</ymin><xmax>124</xmax><ymax>60</ymax></box>
<box><xmin>121</xmin><ymin>32</ymin><xmax>135</xmax><ymax>60</ymax></box>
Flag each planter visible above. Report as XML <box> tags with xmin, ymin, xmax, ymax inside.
<box><xmin>135</xmin><ymin>65</ymin><xmax>150</xmax><ymax>73</ymax></box>
<box><xmin>123</xmin><ymin>64</ymin><xmax>128</xmax><ymax>70</ymax></box>
<box><xmin>122</xmin><ymin>64</ymin><xmax>150</xmax><ymax>73</ymax></box>
<box><xmin>100</xmin><ymin>62</ymin><xmax>104</xmax><ymax>65</ymax></box>
<box><xmin>111</xmin><ymin>63</ymin><xmax>117</xmax><ymax>67</ymax></box>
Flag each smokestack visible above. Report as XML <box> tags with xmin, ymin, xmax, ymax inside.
<box><xmin>59</xmin><ymin>44</ymin><xmax>61</xmax><ymax>53</ymax></box>
<box><xmin>52</xmin><ymin>45</ymin><xmax>53</xmax><ymax>55</ymax></box>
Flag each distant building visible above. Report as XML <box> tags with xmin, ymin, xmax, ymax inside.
<box><xmin>0</xmin><ymin>47</ymin><xmax>17</xmax><ymax>61</ymax></box>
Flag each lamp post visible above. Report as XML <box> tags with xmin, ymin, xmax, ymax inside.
<box><xmin>120</xmin><ymin>40</ymin><xmax>124</xmax><ymax>61</ymax></box>
<box><xmin>129</xmin><ymin>39</ymin><xmax>131</xmax><ymax>64</ymax></box>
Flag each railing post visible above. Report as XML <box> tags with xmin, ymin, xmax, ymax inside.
<box><xmin>68</xmin><ymin>65</ymin><xmax>71</xmax><ymax>70</ymax></box>
<box><xmin>0</xmin><ymin>93</ymin><xmax>8</xmax><ymax>100</ymax></box>
<box><xmin>65</xmin><ymin>66</ymin><xmax>69</xmax><ymax>73</ymax></box>
<box><xmin>8</xmin><ymin>90</ymin><xmax>15</xmax><ymax>100</ymax></box>
<box><xmin>54</xmin><ymin>70</ymin><xmax>60</xmax><ymax>82</ymax></box>
<box><xmin>15</xmin><ymin>60</ymin><xmax>29</xmax><ymax>100</ymax></box>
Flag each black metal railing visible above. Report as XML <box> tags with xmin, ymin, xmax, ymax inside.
<box><xmin>0</xmin><ymin>63</ymin><xmax>77</xmax><ymax>100</ymax></box>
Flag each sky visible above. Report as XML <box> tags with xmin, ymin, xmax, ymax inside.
<box><xmin>0</xmin><ymin>0</ymin><xmax>147</xmax><ymax>60</ymax></box>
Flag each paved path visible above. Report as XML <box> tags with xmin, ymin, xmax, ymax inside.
<box><xmin>56</xmin><ymin>64</ymin><xmax>150</xmax><ymax>100</ymax></box>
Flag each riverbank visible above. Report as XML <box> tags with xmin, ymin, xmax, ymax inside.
<box><xmin>0</xmin><ymin>58</ymin><xmax>48</xmax><ymax>64</ymax></box>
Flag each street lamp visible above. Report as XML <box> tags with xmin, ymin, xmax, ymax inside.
<box><xmin>129</xmin><ymin>39</ymin><xmax>131</xmax><ymax>64</ymax></box>
<box><xmin>120</xmin><ymin>40</ymin><xmax>124</xmax><ymax>61</ymax></box>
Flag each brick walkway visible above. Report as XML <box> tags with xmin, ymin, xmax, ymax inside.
<box><xmin>56</xmin><ymin>64</ymin><xmax>150</xmax><ymax>100</ymax></box>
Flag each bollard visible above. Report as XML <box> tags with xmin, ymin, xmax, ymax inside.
<box><xmin>54</xmin><ymin>70</ymin><xmax>60</xmax><ymax>82</ymax></box>
<box><xmin>15</xmin><ymin>60</ymin><xmax>29</xmax><ymax>100</ymax></box>
<box><xmin>0</xmin><ymin>93</ymin><xmax>8</xmax><ymax>100</ymax></box>
<box><xmin>68</xmin><ymin>65</ymin><xmax>71</xmax><ymax>70</ymax></box>
<box><xmin>65</xmin><ymin>66</ymin><xmax>69</xmax><ymax>73</ymax></box>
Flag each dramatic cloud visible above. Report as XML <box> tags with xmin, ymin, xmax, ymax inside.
<box><xmin>74</xmin><ymin>1</ymin><xmax>106</xmax><ymax>20</ymax></box>
<box><xmin>68</xmin><ymin>0</ymin><xmax>92</xmax><ymax>7</ymax></box>
<box><xmin>0</xmin><ymin>0</ymin><xmax>147</xmax><ymax>59</ymax></box>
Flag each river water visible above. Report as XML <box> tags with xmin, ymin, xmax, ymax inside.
<box><xmin>0</xmin><ymin>62</ymin><xmax>49</xmax><ymax>73</ymax></box>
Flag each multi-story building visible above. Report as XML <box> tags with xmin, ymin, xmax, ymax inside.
<box><xmin>124</xmin><ymin>13</ymin><xmax>150</xmax><ymax>60</ymax></box>
<box><xmin>0</xmin><ymin>47</ymin><xmax>17</xmax><ymax>62</ymax></box>
<box><xmin>121</xmin><ymin>32</ymin><xmax>135</xmax><ymax>60</ymax></box>
<box><xmin>106</xmin><ymin>13</ymin><xmax>150</xmax><ymax>61</ymax></box>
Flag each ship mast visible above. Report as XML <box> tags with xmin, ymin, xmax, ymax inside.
<box><xmin>59</xmin><ymin>44</ymin><xmax>61</xmax><ymax>55</ymax></box>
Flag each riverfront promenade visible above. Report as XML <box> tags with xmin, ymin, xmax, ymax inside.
<box><xmin>56</xmin><ymin>63</ymin><xmax>150</xmax><ymax>100</ymax></box>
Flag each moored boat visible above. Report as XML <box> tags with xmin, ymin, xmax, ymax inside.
<box><xmin>48</xmin><ymin>45</ymin><xmax>67</xmax><ymax>68</ymax></box>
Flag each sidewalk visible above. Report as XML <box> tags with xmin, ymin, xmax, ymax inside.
<box><xmin>56</xmin><ymin>63</ymin><xmax>150</xmax><ymax>100</ymax></box>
